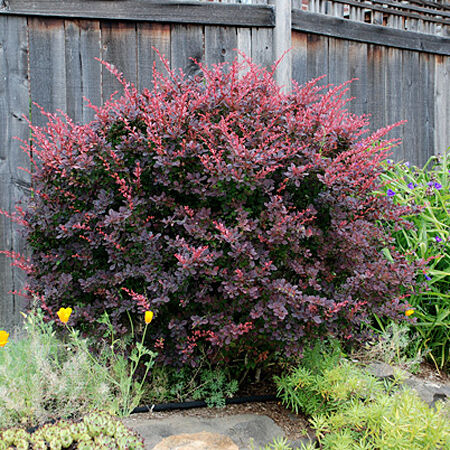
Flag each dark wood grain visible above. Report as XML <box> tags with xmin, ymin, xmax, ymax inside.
<box><xmin>170</xmin><ymin>24</ymin><xmax>204</xmax><ymax>78</ymax></box>
<box><xmin>292</xmin><ymin>9</ymin><xmax>450</xmax><ymax>55</ymax></box>
<box><xmin>0</xmin><ymin>15</ymin><xmax>30</xmax><ymax>330</ymax></box>
<box><xmin>3</xmin><ymin>1</ymin><xmax>275</xmax><ymax>28</ymax></box>
<box><xmin>64</xmin><ymin>19</ymin><xmax>102</xmax><ymax>122</ymax></box>
<box><xmin>28</xmin><ymin>17</ymin><xmax>67</xmax><ymax>127</ymax></box>
<box><xmin>101</xmin><ymin>21</ymin><xmax>138</xmax><ymax>101</ymax></box>
<box><xmin>137</xmin><ymin>22</ymin><xmax>171</xmax><ymax>90</ymax></box>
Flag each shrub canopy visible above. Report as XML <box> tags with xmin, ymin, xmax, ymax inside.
<box><xmin>13</xmin><ymin>57</ymin><xmax>421</xmax><ymax>366</ymax></box>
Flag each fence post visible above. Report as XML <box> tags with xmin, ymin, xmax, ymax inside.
<box><xmin>269</xmin><ymin>0</ymin><xmax>292</xmax><ymax>92</ymax></box>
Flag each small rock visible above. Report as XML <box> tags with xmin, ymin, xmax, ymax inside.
<box><xmin>153</xmin><ymin>432</ymin><xmax>238</xmax><ymax>450</ymax></box>
<box><xmin>366</xmin><ymin>362</ymin><xmax>395</xmax><ymax>379</ymax></box>
<box><xmin>405</xmin><ymin>377</ymin><xmax>449</xmax><ymax>408</ymax></box>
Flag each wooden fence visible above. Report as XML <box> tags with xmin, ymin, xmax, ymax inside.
<box><xmin>0</xmin><ymin>0</ymin><xmax>449</xmax><ymax>329</ymax></box>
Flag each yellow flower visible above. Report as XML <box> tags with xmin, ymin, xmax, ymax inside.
<box><xmin>405</xmin><ymin>309</ymin><xmax>414</xmax><ymax>317</ymax></box>
<box><xmin>57</xmin><ymin>307</ymin><xmax>72</xmax><ymax>324</ymax></box>
<box><xmin>0</xmin><ymin>330</ymin><xmax>9</xmax><ymax>347</ymax></box>
<box><xmin>145</xmin><ymin>311</ymin><xmax>154</xmax><ymax>324</ymax></box>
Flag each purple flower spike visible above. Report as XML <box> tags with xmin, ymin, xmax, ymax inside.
<box><xmin>434</xmin><ymin>182</ymin><xmax>442</xmax><ymax>190</ymax></box>
<box><xmin>386</xmin><ymin>189</ymin><xmax>396</xmax><ymax>197</ymax></box>
<box><xmin>427</xmin><ymin>181</ymin><xmax>434</xmax><ymax>187</ymax></box>
<box><xmin>435</xmin><ymin>236</ymin><xmax>443</xmax><ymax>243</ymax></box>
<box><xmin>425</xmin><ymin>274</ymin><xmax>432</xmax><ymax>281</ymax></box>
<box><xmin>407</xmin><ymin>182</ymin><xmax>415</xmax><ymax>189</ymax></box>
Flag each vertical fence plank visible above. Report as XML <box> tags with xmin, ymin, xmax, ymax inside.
<box><xmin>205</xmin><ymin>26</ymin><xmax>238</xmax><ymax>66</ymax></box>
<box><xmin>101</xmin><ymin>21</ymin><xmax>138</xmax><ymax>101</ymax></box>
<box><xmin>402</xmin><ymin>50</ymin><xmax>422</xmax><ymax>164</ymax></box>
<box><xmin>64</xmin><ymin>20</ymin><xmax>102</xmax><ymax>123</ymax></box>
<box><xmin>328</xmin><ymin>37</ymin><xmax>349</xmax><ymax>86</ymax></box>
<box><xmin>236</xmin><ymin>27</ymin><xmax>252</xmax><ymax>69</ymax></box>
<box><xmin>384</xmin><ymin>47</ymin><xmax>404</xmax><ymax>160</ymax></box>
<box><xmin>348</xmin><ymin>41</ymin><xmax>368</xmax><ymax>118</ymax></box>
<box><xmin>419</xmin><ymin>52</ymin><xmax>435</xmax><ymax>165</ymax></box>
<box><xmin>0</xmin><ymin>16</ymin><xmax>31</xmax><ymax>330</ymax></box>
<box><xmin>137</xmin><ymin>23</ymin><xmax>171</xmax><ymax>90</ymax></box>
<box><xmin>306</xmin><ymin>34</ymin><xmax>328</xmax><ymax>84</ymax></box>
<box><xmin>434</xmin><ymin>55</ymin><xmax>449</xmax><ymax>157</ymax></box>
<box><xmin>291</xmin><ymin>31</ymin><xmax>308</xmax><ymax>85</ymax></box>
<box><xmin>367</xmin><ymin>44</ymin><xmax>386</xmax><ymax>134</ymax></box>
<box><xmin>28</xmin><ymin>17</ymin><xmax>67</xmax><ymax>127</ymax></box>
<box><xmin>170</xmin><ymin>24</ymin><xmax>204</xmax><ymax>77</ymax></box>
<box><xmin>269</xmin><ymin>0</ymin><xmax>292</xmax><ymax>91</ymax></box>
<box><xmin>251</xmin><ymin>27</ymin><xmax>273</xmax><ymax>69</ymax></box>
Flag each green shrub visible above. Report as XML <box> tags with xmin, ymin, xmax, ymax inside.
<box><xmin>274</xmin><ymin>341</ymin><xmax>385</xmax><ymax>417</ymax></box>
<box><xmin>275</xmin><ymin>344</ymin><xmax>449</xmax><ymax>449</ymax></box>
<box><xmin>378</xmin><ymin>152</ymin><xmax>450</xmax><ymax>369</ymax></box>
<box><xmin>0</xmin><ymin>411</ymin><xmax>144</xmax><ymax>449</ymax></box>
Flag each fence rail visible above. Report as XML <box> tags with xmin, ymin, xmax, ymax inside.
<box><xmin>0</xmin><ymin>0</ymin><xmax>449</xmax><ymax>329</ymax></box>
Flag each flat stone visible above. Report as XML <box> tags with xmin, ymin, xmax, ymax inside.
<box><xmin>123</xmin><ymin>413</ymin><xmax>286</xmax><ymax>449</ymax></box>
<box><xmin>366</xmin><ymin>362</ymin><xmax>395</xmax><ymax>379</ymax></box>
<box><xmin>365</xmin><ymin>362</ymin><xmax>450</xmax><ymax>409</ymax></box>
<box><xmin>404</xmin><ymin>376</ymin><xmax>450</xmax><ymax>408</ymax></box>
<box><xmin>153</xmin><ymin>432</ymin><xmax>238</xmax><ymax>450</ymax></box>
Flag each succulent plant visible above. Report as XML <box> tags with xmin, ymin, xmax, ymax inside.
<box><xmin>0</xmin><ymin>411</ymin><xmax>144</xmax><ymax>449</ymax></box>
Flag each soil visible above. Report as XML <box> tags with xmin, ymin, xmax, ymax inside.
<box><xmin>414</xmin><ymin>361</ymin><xmax>450</xmax><ymax>384</ymax></box>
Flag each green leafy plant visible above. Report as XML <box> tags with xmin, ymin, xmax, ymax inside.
<box><xmin>275</xmin><ymin>345</ymin><xmax>449</xmax><ymax>449</ymax></box>
<box><xmin>0</xmin><ymin>307</ymin><xmax>156</xmax><ymax>429</ymax></box>
<box><xmin>0</xmin><ymin>411</ymin><xmax>144</xmax><ymax>449</ymax></box>
<box><xmin>378</xmin><ymin>152</ymin><xmax>450</xmax><ymax>369</ymax></box>
<box><xmin>0</xmin><ymin>308</ymin><xmax>116</xmax><ymax>429</ymax></box>
<box><xmin>191</xmin><ymin>368</ymin><xmax>239</xmax><ymax>408</ymax></box>
<box><xmin>89</xmin><ymin>311</ymin><xmax>157</xmax><ymax>417</ymax></box>
<box><xmin>309</xmin><ymin>388</ymin><xmax>449</xmax><ymax>449</ymax></box>
<box><xmin>355</xmin><ymin>323</ymin><xmax>424</xmax><ymax>374</ymax></box>
<box><xmin>274</xmin><ymin>342</ymin><xmax>384</xmax><ymax>417</ymax></box>
<box><xmin>146</xmin><ymin>365</ymin><xmax>238</xmax><ymax>408</ymax></box>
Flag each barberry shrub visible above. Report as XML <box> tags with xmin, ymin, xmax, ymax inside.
<box><xmin>8</xmin><ymin>56</ymin><xmax>421</xmax><ymax>367</ymax></box>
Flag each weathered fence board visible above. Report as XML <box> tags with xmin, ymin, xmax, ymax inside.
<box><xmin>291</xmin><ymin>10</ymin><xmax>449</xmax><ymax>54</ymax></box>
<box><xmin>348</xmin><ymin>41</ymin><xmax>369</xmax><ymax>118</ymax></box>
<box><xmin>250</xmin><ymin>27</ymin><xmax>273</xmax><ymax>68</ymax></box>
<box><xmin>419</xmin><ymin>52</ymin><xmax>436</xmax><ymax>165</ymax></box>
<box><xmin>137</xmin><ymin>23</ymin><xmax>171</xmax><ymax>89</ymax></box>
<box><xmin>384</xmin><ymin>47</ymin><xmax>404</xmax><ymax>156</ymax></box>
<box><xmin>170</xmin><ymin>24</ymin><xmax>204</xmax><ymax>77</ymax></box>
<box><xmin>0</xmin><ymin>16</ymin><xmax>30</xmax><ymax>331</ymax></box>
<box><xmin>291</xmin><ymin>31</ymin><xmax>308</xmax><ymax>85</ymax></box>
<box><xmin>64</xmin><ymin>20</ymin><xmax>102</xmax><ymax>123</ymax></box>
<box><xmin>101</xmin><ymin>21</ymin><xmax>138</xmax><ymax>101</ymax></box>
<box><xmin>5</xmin><ymin>1</ymin><xmax>276</xmax><ymax>28</ymax></box>
<box><xmin>434</xmin><ymin>55</ymin><xmax>450</xmax><ymax>157</ymax></box>
<box><xmin>306</xmin><ymin>33</ymin><xmax>328</xmax><ymax>83</ymax></box>
<box><xmin>28</xmin><ymin>17</ymin><xmax>67</xmax><ymax>128</ymax></box>
<box><xmin>367</xmin><ymin>44</ymin><xmax>386</xmax><ymax>134</ymax></box>
<box><xmin>205</xmin><ymin>26</ymin><xmax>238</xmax><ymax>66</ymax></box>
